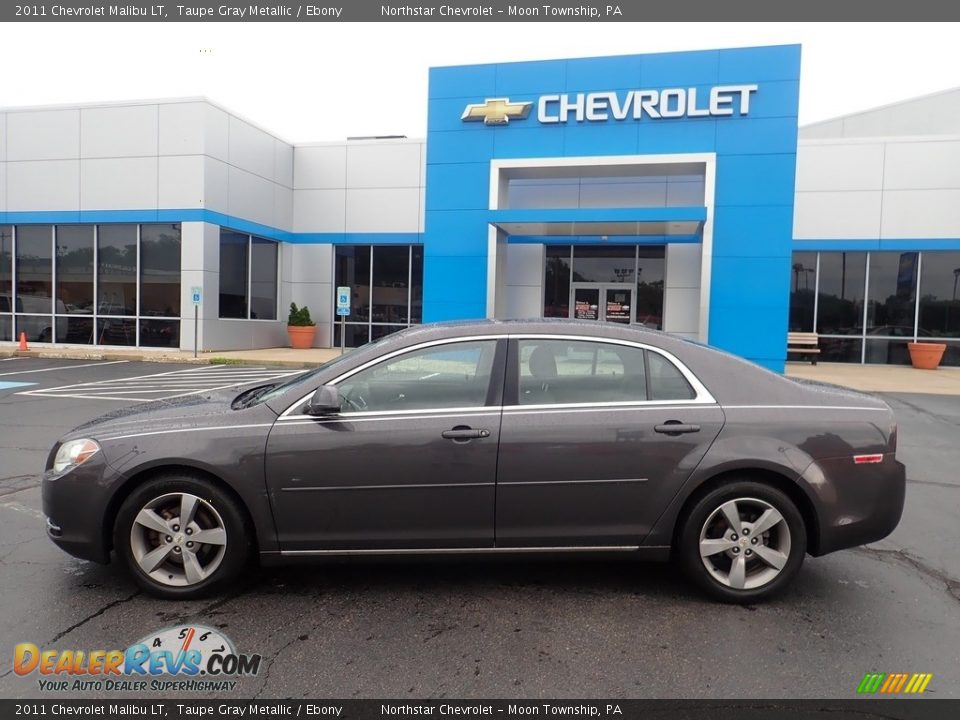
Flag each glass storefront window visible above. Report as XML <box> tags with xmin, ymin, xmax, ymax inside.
<box><xmin>335</xmin><ymin>246</ymin><xmax>370</xmax><ymax>323</ymax></box>
<box><xmin>16</xmin><ymin>226</ymin><xmax>53</xmax><ymax>310</ymax></box>
<box><xmin>2</xmin><ymin>224</ymin><xmax>179</xmax><ymax>347</ymax></box>
<box><xmin>334</xmin><ymin>245</ymin><xmax>424</xmax><ymax>348</ymax></box>
<box><xmin>97</xmin><ymin>318</ymin><xmax>136</xmax><ymax>346</ymax></box>
<box><xmin>918</xmin><ymin>251</ymin><xmax>960</xmax><ymax>338</ymax></box>
<box><xmin>817</xmin><ymin>252</ymin><xmax>866</xmax><ymax>336</ymax></box>
<box><xmin>372</xmin><ymin>246</ymin><xmax>409</xmax><ymax>324</ymax></box>
<box><xmin>219</xmin><ymin>230</ymin><xmax>249</xmax><ymax>319</ymax></box>
<box><xmin>250</xmin><ymin>238</ymin><xmax>278</xmax><ymax>320</ymax></box>
<box><xmin>218</xmin><ymin>230</ymin><xmax>278</xmax><ymax>321</ymax></box>
<box><xmin>505</xmin><ymin>167</ymin><xmax>706</xmax><ymax>210</ymax></box>
<box><xmin>139</xmin><ymin>319</ymin><xmax>180</xmax><ymax>348</ymax></box>
<box><xmin>819</xmin><ymin>337</ymin><xmax>863</xmax><ymax>363</ymax></box>
<box><xmin>636</xmin><ymin>247</ymin><xmax>665</xmax><ymax>330</ymax></box>
<box><xmin>0</xmin><ymin>227</ymin><xmax>12</xmax><ymax>338</ymax></box>
<box><xmin>140</xmin><ymin>224</ymin><xmax>181</xmax><ymax>318</ymax></box>
<box><xmin>97</xmin><ymin>225</ymin><xmax>137</xmax><ymax>316</ymax></box>
<box><xmin>789</xmin><ymin>252</ymin><xmax>816</xmax><ymax>332</ymax></box>
<box><xmin>941</xmin><ymin>342</ymin><xmax>960</xmax><ymax>367</ymax></box>
<box><xmin>794</xmin><ymin>250</ymin><xmax>960</xmax><ymax>365</ymax></box>
<box><xmin>333</xmin><ymin>322</ymin><xmax>372</xmax><ymax>349</ymax></box>
<box><xmin>56</xmin><ymin>225</ymin><xmax>95</xmax><ymax>316</ymax></box>
<box><xmin>572</xmin><ymin>245</ymin><xmax>636</xmax><ymax>283</ymax></box>
<box><xmin>544</xmin><ymin>246</ymin><xmax>571</xmax><ymax>318</ymax></box>
<box><xmin>410</xmin><ymin>246</ymin><xmax>423</xmax><ymax>324</ymax></box>
<box><xmin>866</xmin><ymin>252</ymin><xmax>918</xmax><ymax>335</ymax></box>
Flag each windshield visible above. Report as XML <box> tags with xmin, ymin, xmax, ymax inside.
<box><xmin>242</xmin><ymin>331</ymin><xmax>402</xmax><ymax>408</ymax></box>
<box><xmin>243</xmin><ymin>350</ymin><xmax>355</xmax><ymax>407</ymax></box>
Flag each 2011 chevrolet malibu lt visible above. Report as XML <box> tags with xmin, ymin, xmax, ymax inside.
<box><xmin>42</xmin><ymin>320</ymin><xmax>906</xmax><ymax>602</ymax></box>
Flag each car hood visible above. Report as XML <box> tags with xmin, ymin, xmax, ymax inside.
<box><xmin>61</xmin><ymin>388</ymin><xmax>273</xmax><ymax>442</ymax></box>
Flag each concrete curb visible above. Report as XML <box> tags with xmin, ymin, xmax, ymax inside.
<box><xmin>0</xmin><ymin>347</ymin><xmax>323</xmax><ymax>369</ymax></box>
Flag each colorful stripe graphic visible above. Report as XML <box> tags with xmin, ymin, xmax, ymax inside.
<box><xmin>857</xmin><ymin>672</ymin><xmax>933</xmax><ymax>694</ymax></box>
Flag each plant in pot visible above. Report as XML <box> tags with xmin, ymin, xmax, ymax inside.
<box><xmin>907</xmin><ymin>341</ymin><xmax>946</xmax><ymax>370</ymax></box>
<box><xmin>287</xmin><ymin>303</ymin><xmax>316</xmax><ymax>349</ymax></box>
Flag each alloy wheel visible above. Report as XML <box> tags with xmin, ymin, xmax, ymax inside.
<box><xmin>129</xmin><ymin>492</ymin><xmax>227</xmax><ymax>587</ymax></box>
<box><xmin>698</xmin><ymin>497</ymin><xmax>791</xmax><ymax>590</ymax></box>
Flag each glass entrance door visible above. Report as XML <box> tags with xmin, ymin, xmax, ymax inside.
<box><xmin>572</xmin><ymin>286</ymin><xmax>600</xmax><ymax>320</ymax></box>
<box><xmin>571</xmin><ymin>284</ymin><xmax>633</xmax><ymax>323</ymax></box>
<box><xmin>604</xmin><ymin>286</ymin><xmax>632</xmax><ymax>324</ymax></box>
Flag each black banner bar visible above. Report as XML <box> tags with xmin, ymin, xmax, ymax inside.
<box><xmin>3</xmin><ymin>0</ymin><xmax>960</xmax><ymax>22</ymax></box>
<box><xmin>2</xmin><ymin>700</ymin><xmax>960</xmax><ymax>720</ymax></box>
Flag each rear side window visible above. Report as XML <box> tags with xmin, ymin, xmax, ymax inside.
<box><xmin>517</xmin><ymin>339</ymin><xmax>647</xmax><ymax>405</ymax></box>
<box><xmin>646</xmin><ymin>350</ymin><xmax>696</xmax><ymax>401</ymax></box>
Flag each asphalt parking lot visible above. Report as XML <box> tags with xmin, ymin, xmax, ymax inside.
<box><xmin>0</xmin><ymin>357</ymin><xmax>958</xmax><ymax>699</ymax></box>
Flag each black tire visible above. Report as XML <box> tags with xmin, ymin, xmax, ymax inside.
<box><xmin>678</xmin><ymin>480</ymin><xmax>807</xmax><ymax>603</ymax></box>
<box><xmin>114</xmin><ymin>473</ymin><xmax>251</xmax><ymax>599</ymax></box>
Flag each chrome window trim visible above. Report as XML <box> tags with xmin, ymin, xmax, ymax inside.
<box><xmin>278</xmin><ymin>410</ymin><xmax>500</xmax><ymax>424</ymax></box>
<box><xmin>279</xmin><ymin>332</ymin><xmax>716</xmax><ymax>418</ymax></box>
<box><xmin>280</xmin><ymin>335</ymin><xmax>504</xmax><ymax>418</ymax></box>
<box><xmin>503</xmin><ymin>401</ymin><xmax>717</xmax><ymax>414</ymax></box>
<box><xmin>511</xmin><ymin>333</ymin><xmax>715</xmax><ymax>405</ymax></box>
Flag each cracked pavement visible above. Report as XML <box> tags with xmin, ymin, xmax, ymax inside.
<box><xmin>0</xmin><ymin>359</ymin><xmax>958</xmax><ymax>699</ymax></box>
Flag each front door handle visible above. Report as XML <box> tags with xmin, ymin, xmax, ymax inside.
<box><xmin>654</xmin><ymin>421</ymin><xmax>701</xmax><ymax>435</ymax></box>
<box><xmin>441</xmin><ymin>426</ymin><xmax>490</xmax><ymax>441</ymax></box>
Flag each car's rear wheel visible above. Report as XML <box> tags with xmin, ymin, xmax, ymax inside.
<box><xmin>678</xmin><ymin>480</ymin><xmax>806</xmax><ymax>603</ymax></box>
<box><xmin>114</xmin><ymin>474</ymin><xmax>250</xmax><ymax>599</ymax></box>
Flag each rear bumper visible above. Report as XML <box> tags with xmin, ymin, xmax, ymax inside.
<box><xmin>803</xmin><ymin>454</ymin><xmax>906</xmax><ymax>556</ymax></box>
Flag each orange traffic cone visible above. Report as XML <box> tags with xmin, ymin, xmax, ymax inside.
<box><xmin>18</xmin><ymin>332</ymin><xmax>28</xmax><ymax>351</ymax></box>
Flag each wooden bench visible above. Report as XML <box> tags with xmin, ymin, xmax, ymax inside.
<box><xmin>787</xmin><ymin>332</ymin><xmax>821</xmax><ymax>365</ymax></box>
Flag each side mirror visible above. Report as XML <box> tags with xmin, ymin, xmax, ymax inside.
<box><xmin>305</xmin><ymin>385</ymin><xmax>341</xmax><ymax>415</ymax></box>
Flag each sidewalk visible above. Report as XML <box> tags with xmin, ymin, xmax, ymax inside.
<box><xmin>0</xmin><ymin>345</ymin><xmax>344</xmax><ymax>369</ymax></box>
<box><xmin>786</xmin><ymin>361</ymin><xmax>960</xmax><ymax>395</ymax></box>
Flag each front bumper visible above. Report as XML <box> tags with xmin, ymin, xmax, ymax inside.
<box><xmin>41</xmin><ymin>456</ymin><xmax>118</xmax><ymax>564</ymax></box>
<box><xmin>803</xmin><ymin>454</ymin><xmax>906</xmax><ymax>556</ymax></box>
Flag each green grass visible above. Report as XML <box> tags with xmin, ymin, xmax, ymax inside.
<box><xmin>208</xmin><ymin>357</ymin><xmax>245</xmax><ymax>365</ymax></box>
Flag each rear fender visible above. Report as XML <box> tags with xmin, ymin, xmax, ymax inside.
<box><xmin>642</xmin><ymin>433</ymin><xmax>818</xmax><ymax>548</ymax></box>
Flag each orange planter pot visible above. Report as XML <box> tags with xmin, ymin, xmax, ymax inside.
<box><xmin>287</xmin><ymin>325</ymin><xmax>317</xmax><ymax>349</ymax></box>
<box><xmin>907</xmin><ymin>342</ymin><xmax>946</xmax><ymax>370</ymax></box>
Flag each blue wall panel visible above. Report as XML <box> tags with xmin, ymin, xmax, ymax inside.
<box><xmin>423</xmin><ymin>44</ymin><xmax>801</xmax><ymax>371</ymax></box>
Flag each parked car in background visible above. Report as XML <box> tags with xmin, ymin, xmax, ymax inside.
<box><xmin>0</xmin><ymin>294</ymin><xmax>68</xmax><ymax>341</ymax></box>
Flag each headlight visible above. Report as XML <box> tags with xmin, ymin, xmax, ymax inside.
<box><xmin>53</xmin><ymin>439</ymin><xmax>101</xmax><ymax>474</ymax></box>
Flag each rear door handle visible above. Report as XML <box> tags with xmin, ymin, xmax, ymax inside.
<box><xmin>441</xmin><ymin>426</ymin><xmax>490</xmax><ymax>441</ymax></box>
<box><xmin>654</xmin><ymin>421</ymin><xmax>701</xmax><ymax>435</ymax></box>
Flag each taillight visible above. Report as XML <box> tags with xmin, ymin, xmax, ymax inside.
<box><xmin>854</xmin><ymin>454</ymin><xmax>884</xmax><ymax>465</ymax></box>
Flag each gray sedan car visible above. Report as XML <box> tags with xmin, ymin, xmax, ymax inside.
<box><xmin>42</xmin><ymin>320</ymin><xmax>905</xmax><ymax>603</ymax></box>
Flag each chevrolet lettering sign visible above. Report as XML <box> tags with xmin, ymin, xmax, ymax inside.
<box><xmin>461</xmin><ymin>85</ymin><xmax>758</xmax><ymax>126</ymax></box>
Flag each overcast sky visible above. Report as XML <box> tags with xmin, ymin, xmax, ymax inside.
<box><xmin>1</xmin><ymin>22</ymin><xmax>956</xmax><ymax>142</ymax></box>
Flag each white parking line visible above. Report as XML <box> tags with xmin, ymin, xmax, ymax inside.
<box><xmin>18</xmin><ymin>365</ymin><xmax>303</xmax><ymax>402</ymax></box>
<box><xmin>0</xmin><ymin>360</ymin><xmax>129</xmax><ymax>377</ymax></box>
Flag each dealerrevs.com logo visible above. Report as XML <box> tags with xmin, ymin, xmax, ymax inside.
<box><xmin>13</xmin><ymin>625</ymin><xmax>261</xmax><ymax>692</ymax></box>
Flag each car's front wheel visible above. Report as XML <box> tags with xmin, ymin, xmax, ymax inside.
<box><xmin>114</xmin><ymin>474</ymin><xmax>251</xmax><ymax>599</ymax></box>
<box><xmin>678</xmin><ymin>480</ymin><xmax>807</xmax><ymax>603</ymax></box>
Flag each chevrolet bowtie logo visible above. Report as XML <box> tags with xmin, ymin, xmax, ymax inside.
<box><xmin>461</xmin><ymin>98</ymin><xmax>533</xmax><ymax>126</ymax></box>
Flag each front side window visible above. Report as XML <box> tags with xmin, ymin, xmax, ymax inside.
<box><xmin>336</xmin><ymin>341</ymin><xmax>498</xmax><ymax>413</ymax></box>
<box><xmin>517</xmin><ymin>339</ymin><xmax>647</xmax><ymax>405</ymax></box>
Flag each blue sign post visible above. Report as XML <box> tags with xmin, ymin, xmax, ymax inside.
<box><xmin>190</xmin><ymin>286</ymin><xmax>202</xmax><ymax>359</ymax></box>
<box><xmin>336</xmin><ymin>287</ymin><xmax>350</xmax><ymax>354</ymax></box>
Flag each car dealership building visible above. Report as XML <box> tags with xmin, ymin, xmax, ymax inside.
<box><xmin>1</xmin><ymin>44</ymin><xmax>959</xmax><ymax>370</ymax></box>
